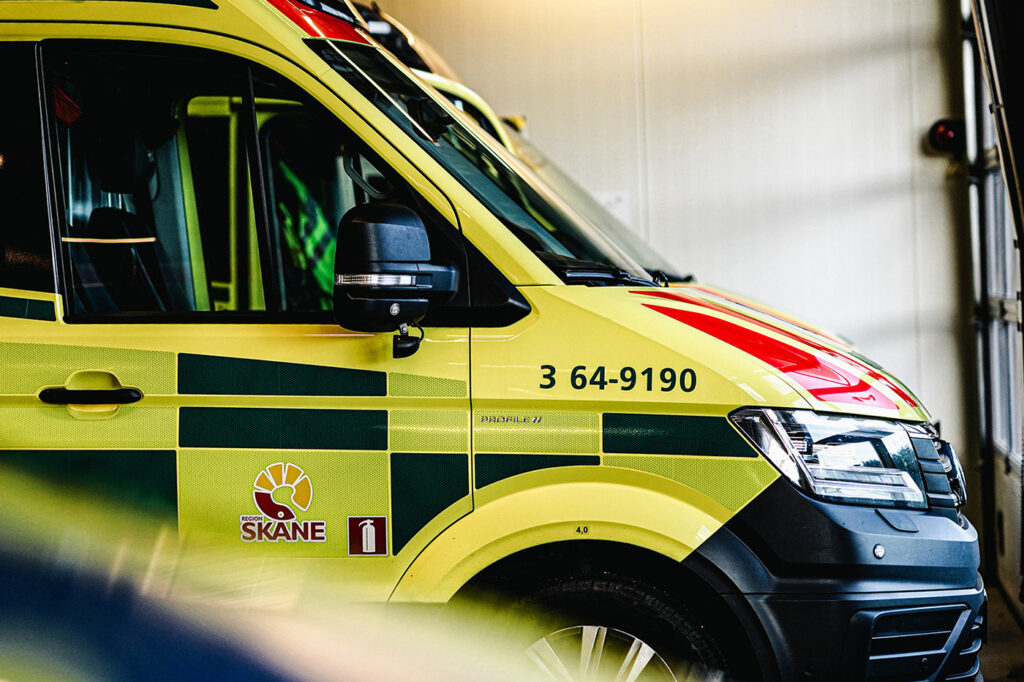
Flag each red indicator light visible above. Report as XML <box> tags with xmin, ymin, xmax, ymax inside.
<box><xmin>927</xmin><ymin>118</ymin><xmax>965</xmax><ymax>155</ymax></box>
<box><xmin>263</xmin><ymin>0</ymin><xmax>371</xmax><ymax>43</ymax></box>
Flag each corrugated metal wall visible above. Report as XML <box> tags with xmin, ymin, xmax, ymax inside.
<box><xmin>384</xmin><ymin>0</ymin><xmax>977</xmax><ymax>504</ymax></box>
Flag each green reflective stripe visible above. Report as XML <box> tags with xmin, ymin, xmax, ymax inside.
<box><xmin>602</xmin><ymin>413</ymin><xmax>756</xmax><ymax>457</ymax></box>
<box><xmin>475</xmin><ymin>454</ymin><xmax>599</xmax><ymax>489</ymax></box>
<box><xmin>0</xmin><ymin>296</ymin><xmax>56</xmax><ymax>321</ymax></box>
<box><xmin>605</xmin><ymin>455</ymin><xmax>777</xmax><ymax>511</ymax></box>
<box><xmin>388</xmin><ymin>372</ymin><xmax>468</xmax><ymax>398</ymax></box>
<box><xmin>0</xmin><ymin>450</ymin><xmax>176</xmax><ymax>516</ymax></box>
<box><xmin>178</xmin><ymin>354</ymin><xmax>386</xmax><ymax>396</ymax></box>
<box><xmin>179</xmin><ymin>407</ymin><xmax>387</xmax><ymax>449</ymax></box>
<box><xmin>390</xmin><ymin>452</ymin><xmax>468</xmax><ymax>555</ymax></box>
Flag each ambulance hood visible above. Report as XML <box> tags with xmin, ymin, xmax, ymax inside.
<box><xmin>567</xmin><ymin>285</ymin><xmax>930</xmax><ymax>422</ymax></box>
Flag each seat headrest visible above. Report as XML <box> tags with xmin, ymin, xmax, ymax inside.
<box><xmin>81</xmin><ymin>207</ymin><xmax>151</xmax><ymax>241</ymax></box>
<box><xmin>85</xmin><ymin>123</ymin><xmax>151</xmax><ymax>195</ymax></box>
<box><xmin>79</xmin><ymin>98</ymin><xmax>178</xmax><ymax>195</ymax></box>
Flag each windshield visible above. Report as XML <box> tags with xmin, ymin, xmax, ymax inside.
<box><xmin>503</xmin><ymin>125</ymin><xmax>686</xmax><ymax>281</ymax></box>
<box><xmin>307</xmin><ymin>39</ymin><xmax>652</xmax><ymax>284</ymax></box>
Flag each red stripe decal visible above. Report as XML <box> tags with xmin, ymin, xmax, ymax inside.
<box><xmin>263</xmin><ymin>0</ymin><xmax>371</xmax><ymax>43</ymax></box>
<box><xmin>634</xmin><ymin>289</ymin><xmax>917</xmax><ymax>408</ymax></box>
<box><xmin>643</xmin><ymin>302</ymin><xmax>898</xmax><ymax>410</ymax></box>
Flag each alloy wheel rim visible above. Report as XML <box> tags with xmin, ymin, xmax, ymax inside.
<box><xmin>526</xmin><ymin>625</ymin><xmax>676</xmax><ymax>682</ymax></box>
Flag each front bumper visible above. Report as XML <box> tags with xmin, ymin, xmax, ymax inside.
<box><xmin>734</xmin><ymin>581</ymin><xmax>986</xmax><ymax>681</ymax></box>
<box><xmin>686</xmin><ymin>480</ymin><xmax>986</xmax><ymax>681</ymax></box>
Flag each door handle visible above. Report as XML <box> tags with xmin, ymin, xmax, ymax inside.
<box><xmin>38</xmin><ymin>370</ymin><xmax>144</xmax><ymax>419</ymax></box>
<box><xmin>38</xmin><ymin>387</ymin><xmax>143</xmax><ymax>405</ymax></box>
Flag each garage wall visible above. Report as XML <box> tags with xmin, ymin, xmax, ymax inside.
<box><xmin>384</xmin><ymin>0</ymin><xmax>977</xmax><ymax>502</ymax></box>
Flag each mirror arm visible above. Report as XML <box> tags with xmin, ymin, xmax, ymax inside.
<box><xmin>393</xmin><ymin>321</ymin><xmax>424</xmax><ymax>359</ymax></box>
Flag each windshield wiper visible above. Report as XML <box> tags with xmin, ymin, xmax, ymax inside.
<box><xmin>648</xmin><ymin>269</ymin><xmax>694</xmax><ymax>285</ymax></box>
<box><xmin>538</xmin><ymin>253</ymin><xmax>657</xmax><ymax>287</ymax></box>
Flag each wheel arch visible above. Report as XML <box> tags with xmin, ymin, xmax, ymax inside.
<box><xmin>389</xmin><ymin>467</ymin><xmax>729</xmax><ymax>603</ymax></box>
<box><xmin>387</xmin><ymin>467</ymin><xmax>779</xmax><ymax>680</ymax></box>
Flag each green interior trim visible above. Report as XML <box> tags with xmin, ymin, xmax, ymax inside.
<box><xmin>187</xmin><ymin>96</ymin><xmax>234</xmax><ymax>118</ymax></box>
<box><xmin>176</xmin><ymin>117</ymin><xmax>210</xmax><ymax>311</ymax></box>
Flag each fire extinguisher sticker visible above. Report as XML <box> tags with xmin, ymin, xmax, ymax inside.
<box><xmin>347</xmin><ymin>516</ymin><xmax>388</xmax><ymax>556</ymax></box>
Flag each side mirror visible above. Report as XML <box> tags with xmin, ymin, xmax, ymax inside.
<box><xmin>333</xmin><ymin>203</ymin><xmax>457</xmax><ymax>353</ymax></box>
<box><xmin>501</xmin><ymin>115</ymin><xmax>528</xmax><ymax>133</ymax></box>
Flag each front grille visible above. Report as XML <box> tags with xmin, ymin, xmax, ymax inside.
<box><xmin>856</xmin><ymin>604</ymin><xmax>983</xmax><ymax>681</ymax></box>
<box><xmin>943</xmin><ymin>609</ymin><xmax>984</xmax><ymax>681</ymax></box>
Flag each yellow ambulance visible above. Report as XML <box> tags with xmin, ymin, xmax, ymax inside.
<box><xmin>0</xmin><ymin>0</ymin><xmax>983</xmax><ymax>679</ymax></box>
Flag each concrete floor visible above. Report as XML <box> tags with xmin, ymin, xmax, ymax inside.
<box><xmin>981</xmin><ymin>588</ymin><xmax>1024</xmax><ymax>681</ymax></box>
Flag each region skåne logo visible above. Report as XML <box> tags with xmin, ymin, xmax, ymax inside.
<box><xmin>240</xmin><ymin>463</ymin><xmax>326</xmax><ymax>543</ymax></box>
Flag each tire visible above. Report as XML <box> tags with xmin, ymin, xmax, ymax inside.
<box><xmin>515</xmin><ymin>573</ymin><xmax>731</xmax><ymax>681</ymax></box>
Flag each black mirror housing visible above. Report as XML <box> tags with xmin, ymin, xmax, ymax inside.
<box><xmin>333</xmin><ymin>203</ymin><xmax>457</xmax><ymax>332</ymax></box>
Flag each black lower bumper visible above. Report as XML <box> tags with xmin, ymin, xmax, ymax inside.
<box><xmin>732</xmin><ymin>582</ymin><xmax>986</xmax><ymax>681</ymax></box>
<box><xmin>685</xmin><ymin>480</ymin><xmax>986</xmax><ymax>681</ymax></box>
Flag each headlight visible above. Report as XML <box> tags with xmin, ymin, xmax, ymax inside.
<box><xmin>730</xmin><ymin>408</ymin><xmax>927</xmax><ymax>509</ymax></box>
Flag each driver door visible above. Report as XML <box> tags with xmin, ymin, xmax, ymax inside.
<box><xmin>39</xmin><ymin>38</ymin><xmax>471</xmax><ymax>602</ymax></box>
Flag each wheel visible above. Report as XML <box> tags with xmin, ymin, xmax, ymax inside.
<box><xmin>516</xmin><ymin>574</ymin><xmax>731</xmax><ymax>681</ymax></box>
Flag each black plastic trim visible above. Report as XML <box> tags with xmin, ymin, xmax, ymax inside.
<box><xmin>0</xmin><ymin>43</ymin><xmax>56</xmax><ymax>293</ymax></box>
<box><xmin>678</xmin><ymin>479</ymin><xmax>985</xmax><ymax>681</ymax></box>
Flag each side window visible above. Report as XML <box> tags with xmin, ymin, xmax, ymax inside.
<box><xmin>42</xmin><ymin>41</ymin><xmax>472</xmax><ymax>324</ymax></box>
<box><xmin>261</xmin><ymin>107</ymin><xmax>365</xmax><ymax>311</ymax></box>
<box><xmin>250</xmin><ymin>67</ymin><xmax>471</xmax><ymax>320</ymax></box>
<box><xmin>0</xmin><ymin>43</ymin><xmax>54</xmax><ymax>293</ymax></box>
<box><xmin>44</xmin><ymin>41</ymin><xmax>259</xmax><ymax>317</ymax></box>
